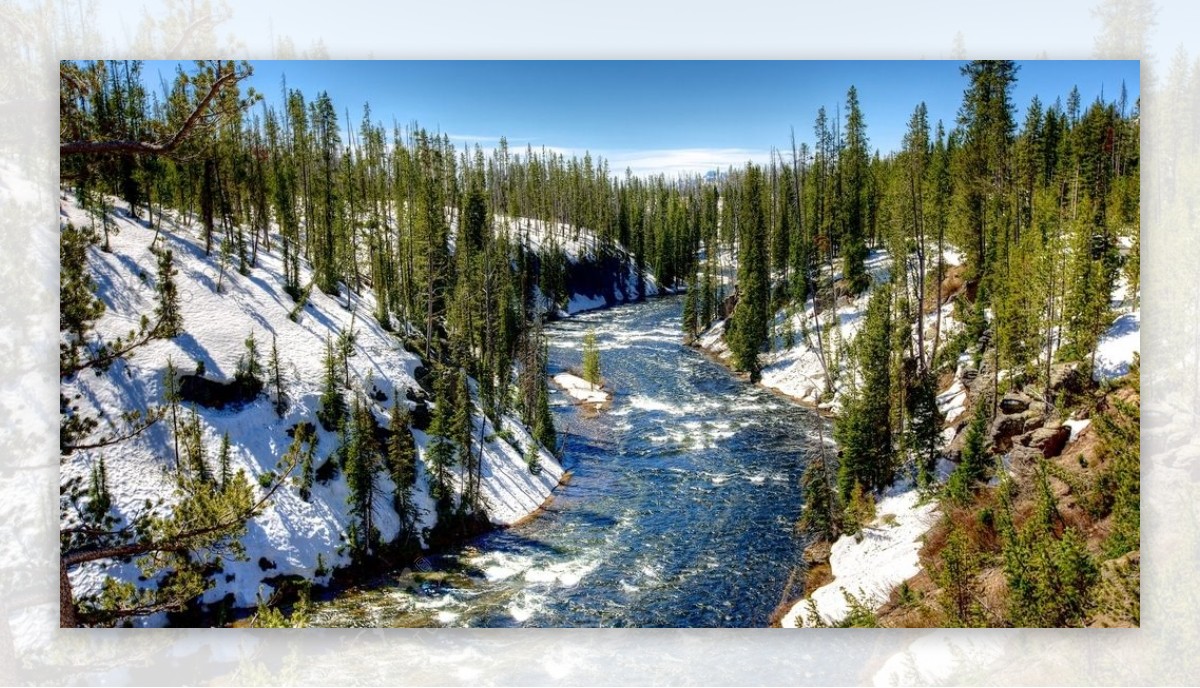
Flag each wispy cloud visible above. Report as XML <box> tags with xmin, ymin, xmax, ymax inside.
<box><xmin>446</xmin><ymin>140</ymin><xmax>774</xmax><ymax>178</ymax></box>
<box><xmin>445</xmin><ymin>133</ymin><xmax>505</xmax><ymax>143</ymax></box>
<box><xmin>603</xmin><ymin>148</ymin><xmax>774</xmax><ymax>178</ymax></box>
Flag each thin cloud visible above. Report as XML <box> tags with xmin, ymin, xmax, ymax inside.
<box><xmin>604</xmin><ymin>148</ymin><xmax>774</xmax><ymax>178</ymax></box>
<box><xmin>445</xmin><ymin>140</ymin><xmax>774</xmax><ymax>179</ymax></box>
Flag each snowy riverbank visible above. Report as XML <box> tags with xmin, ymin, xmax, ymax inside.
<box><xmin>779</xmin><ymin>487</ymin><xmax>940</xmax><ymax>627</ymax></box>
<box><xmin>60</xmin><ymin>194</ymin><xmax>660</xmax><ymax>620</ymax></box>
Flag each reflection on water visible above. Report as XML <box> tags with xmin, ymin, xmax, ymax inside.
<box><xmin>309</xmin><ymin>296</ymin><xmax>824</xmax><ymax>627</ymax></box>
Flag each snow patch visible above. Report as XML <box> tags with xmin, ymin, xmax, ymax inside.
<box><xmin>781</xmin><ymin>487</ymin><xmax>940</xmax><ymax>628</ymax></box>
<box><xmin>552</xmin><ymin>372</ymin><xmax>609</xmax><ymax>407</ymax></box>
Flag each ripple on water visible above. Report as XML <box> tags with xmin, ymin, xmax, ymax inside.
<box><xmin>310</xmin><ymin>296</ymin><xmax>820</xmax><ymax>628</ymax></box>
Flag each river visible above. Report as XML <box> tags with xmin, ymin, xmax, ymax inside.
<box><xmin>308</xmin><ymin>296</ymin><xmax>827</xmax><ymax>627</ymax></box>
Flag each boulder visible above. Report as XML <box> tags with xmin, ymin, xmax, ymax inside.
<box><xmin>990</xmin><ymin>414</ymin><xmax>1026</xmax><ymax>452</ymax></box>
<box><xmin>1027</xmin><ymin>424</ymin><xmax>1071</xmax><ymax>458</ymax></box>
<box><xmin>405</xmin><ymin>386</ymin><xmax>433</xmax><ymax>430</ymax></box>
<box><xmin>999</xmin><ymin>392</ymin><xmax>1032</xmax><ymax>415</ymax></box>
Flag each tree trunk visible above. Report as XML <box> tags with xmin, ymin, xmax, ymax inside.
<box><xmin>60</xmin><ymin>564</ymin><xmax>78</xmax><ymax>628</ymax></box>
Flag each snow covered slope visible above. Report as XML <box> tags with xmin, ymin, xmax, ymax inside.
<box><xmin>780</xmin><ymin>486</ymin><xmax>940</xmax><ymax>628</ymax></box>
<box><xmin>59</xmin><ymin>195</ymin><xmax>565</xmax><ymax>615</ymax></box>
<box><xmin>494</xmin><ymin>215</ymin><xmax>660</xmax><ymax>316</ymax></box>
<box><xmin>698</xmin><ymin>249</ymin><xmax>897</xmax><ymax>411</ymax></box>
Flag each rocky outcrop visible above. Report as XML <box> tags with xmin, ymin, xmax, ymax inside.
<box><xmin>990</xmin><ymin>413</ymin><xmax>1027</xmax><ymax>452</ymax></box>
<box><xmin>1023</xmin><ymin>423</ymin><xmax>1071</xmax><ymax>459</ymax></box>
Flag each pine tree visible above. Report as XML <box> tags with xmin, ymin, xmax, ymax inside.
<box><xmin>217</xmin><ymin>432</ymin><xmax>232</xmax><ymax>490</ymax></box>
<box><xmin>728</xmin><ymin>164</ymin><xmax>770</xmax><ymax>382</ymax></box>
<box><xmin>451</xmin><ymin>368</ymin><xmax>476</xmax><ymax>514</ymax></box>
<box><xmin>907</xmin><ymin>369</ymin><xmax>943</xmax><ymax>488</ymax></box>
<box><xmin>84</xmin><ymin>456</ymin><xmax>113</xmax><ymax>525</ymax></box>
<box><xmin>281</xmin><ymin>421</ymin><xmax>317</xmax><ymax>502</ymax></box>
<box><xmin>234</xmin><ymin>329</ymin><xmax>264</xmax><ymax>395</ymax></box>
<box><xmin>344</xmin><ymin>395</ymin><xmax>380</xmax><ymax>558</ymax></box>
<box><xmin>682</xmin><ymin>273</ymin><xmax>699</xmax><ymax>341</ymax></box>
<box><xmin>797</xmin><ymin>448</ymin><xmax>840</xmax><ymax>541</ymax></box>
<box><xmin>60</xmin><ymin>222</ymin><xmax>106</xmax><ymax>373</ymax></box>
<box><xmin>269</xmin><ymin>334</ymin><xmax>287</xmax><ymax>418</ymax></box>
<box><xmin>581</xmin><ymin>328</ymin><xmax>601</xmax><ymax>388</ymax></box>
<box><xmin>427</xmin><ymin>368</ymin><xmax>457</xmax><ymax>514</ymax></box>
<box><xmin>834</xmin><ymin>283</ymin><xmax>894</xmax><ymax>498</ymax></box>
<box><xmin>953</xmin><ymin>60</ymin><xmax>1018</xmax><ymax>285</ymax></box>
<box><xmin>935</xmin><ymin>524</ymin><xmax>982</xmax><ymax>626</ymax></box>
<box><xmin>317</xmin><ymin>336</ymin><xmax>347</xmax><ymax>431</ymax></box>
<box><xmin>153</xmin><ymin>248</ymin><xmax>183</xmax><ymax>338</ymax></box>
<box><xmin>525</xmin><ymin>442</ymin><xmax>542</xmax><ymax>475</ymax></box>
<box><xmin>164</xmin><ymin>357</ymin><xmax>182</xmax><ymax>471</ymax></box>
<box><xmin>386</xmin><ymin>399</ymin><xmax>418</xmax><ymax>539</ymax></box>
<box><xmin>841</xmin><ymin>86</ymin><xmax>871</xmax><ymax>295</ymax></box>
<box><xmin>181</xmin><ymin>409</ymin><xmax>211</xmax><ymax>485</ymax></box>
<box><xmin>533</xmin><ymin>373</ymin><xmax>557</xmax><ymax>453</ymax></box>
<box><xmin>999</xmin><ymin>463</ymin><xmax>1099</xmax><ymax>627</ymax></box>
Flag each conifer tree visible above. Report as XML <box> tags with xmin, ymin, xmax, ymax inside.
<box><xmin>907</xmin><ymin>369</ymin><xmax>943</xmax><ymax>488</ymax></box>
<box><xmin>164</xmin><ymin>357</ymin><xmax>182</xmax><ymax>471</ymax></box>
<box><xmin>682</xmin><ymin>273</ymin><xmax>699</xmax><ymax>341</ymax></box>
<box><xmin>235</xmin><ymin>329</ymin><xmax>264</xmax><ymax>394</ymax></box>
<box><xmin>292</xmin><ymin>422</ymin><xmax>317</xmax><ymax>502</ymax></box>
<box><xmin>953</xmin><ymin>60</ymin><xmax>1018</xmax><ymax>285</ymax></box>
<box><xmin>60</xmin><ymin>223</ymin><xmax>105</xmax><ymax>373</ymax></box>
<box><xmin>217</xmin><ymin>432</ymin><xmax>232</xmax><ymax>490</ymax></box>
<box><xmin>317</xmin><ymin>336</ymin><xmax>347</xmax><ymax>432</ymax></box>
<box><xmin>797</xmin><ymin>448</ymin><xmax>840</xmax><ymax>541</ymax></box>
<box><xmin>181</xmin><ymin>409</ymin><xmax>211</xmax><ymax>485</ymax></box>
<box><xmin>728</xmin><ymin>164</ymin><xmax>770</xmax><ymax>382</ymax></box>
<box><xmin>998</xmin><ymin>464</ymin><xmax>1098</xmax><ymax>627</ymax></box>
<box><xmin>834</xmin><ymin>283</ymin><xmax>894</xmax><ymax>497</ymax></box>
<box><xmin>386</xmin><ymin>398</ymin><xmax>418</xmax><ymax>539</ymax></box>
<box><xmin>841</xmin><ymin>86</ymin><xmax>871</xmax><ymax>295</ymax></box>
<box><xmin>269</xmin><ymin>334</ymin><xmax>287</xmax><ymax>418</ymax></box>
<box><xmin>426</xmin><ymin>368</ymin><xmax>457</xmax><ymax>515</ymax></box>
<box><xmin>84</xmin><ymin>457</ymin><xmax>112</xmax><ymax>525</ymax></box>
<box><xmin>533</xmin><ymin>376</ymin><xmax>557</xmax><ymax>453</ymax></box>
<box><xmin>345</xmin><ymin>396</ymin><xmax>382</xmax><ymax>557</ymax></box>
<box><xmin>935</xmin><ymin>524</ymin><xmax>983</xmax><ymax>626</ymax></box>
<box><xmin>451</xmin><ymin>368</ymin><xmax>476</xmax><ymax>514</ymax></box>
<box><xmin>153</xmin><ymin>248</ymin><xmax>183</xmax><ymax>338</ymax></box>
<box><xmin>581</xmin><ymin>328</ymin><xmax>601</xmax><ymax>388</ymax></box>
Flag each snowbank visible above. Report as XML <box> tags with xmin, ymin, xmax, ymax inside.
<box><xmin>1064</xmin><ymin>418</ymin><xmax>1092</xmax><ymax>443</ymax></box>
<box><xmin>1094</xmin><ymin>310</ymin><xmax>1140</xmax><ymax>381</ymax></box>
<box><xmin>60</xmin><ymin>194</ymin><xmax>563</xmax><ymax>616</ymax></box>
<box><xmin>780</xmin><ymin>487</ymin><xmax>940</xmax><ymax>627</ymax></box>
<box><xmin>552</xmin><ymin>373</ymin><xmax>610</xmax><ymax>408</ymax></box>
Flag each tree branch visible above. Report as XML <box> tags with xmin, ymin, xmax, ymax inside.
<box><xmin>60</xmin><ymin>66</ymin><xmax>245</xmax><ymax>158</ymax></box>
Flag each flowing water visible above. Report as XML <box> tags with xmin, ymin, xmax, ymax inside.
<box><xmin>309</xmin><ymin>296</ymin><xmax>826</xmax><ymax>627</ymax></box>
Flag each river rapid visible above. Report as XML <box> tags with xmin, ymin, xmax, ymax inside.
<box><xmin>308</xmin><ymin>296</ymin><xmax>826</xmax><ymax>627</ymax></box>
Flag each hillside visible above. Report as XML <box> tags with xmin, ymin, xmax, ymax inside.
<box><xmin>698</xmin><ymin>237</ymin><xmax>1140</xmax><ymax>628</ymax></box>
<box><xmin>59</xmin><ymin>194</ymin><xmax>653</xmax><ymax>624</ymax></box>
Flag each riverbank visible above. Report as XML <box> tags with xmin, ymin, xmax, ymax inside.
<box><xmin>301</xmin><ymin>295</ymin><xmax>820</xmax><ymax>627</ymax></box>
<box><xmin>692</xmin><ymin>249</ymin><xmax>953</xmax><ymax>627</ymax></box>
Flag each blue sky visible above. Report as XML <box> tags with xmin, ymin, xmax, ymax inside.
<box><xmin>141</xmin><ymin>60</ymin><xmax>1139</xmax><ymax>177</ymax></box>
